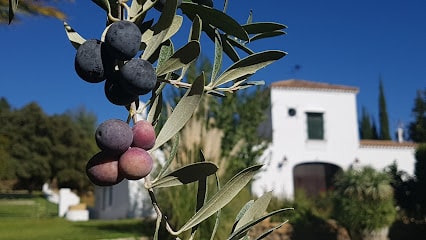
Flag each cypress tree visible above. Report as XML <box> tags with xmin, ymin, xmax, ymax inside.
<box><xmin>408</xmin><ymin>90</ymin><xmax>426</xmax><ymax>142</ymax></box>
<box><xmin>378</xmin><ymin>78</ymin><xmax>391</xmax><ymax>140</ymax></box>
<box><xmin>360</xmin><ymin>106</ymin><xmax>374</xmax><ymax>139</ymax></box>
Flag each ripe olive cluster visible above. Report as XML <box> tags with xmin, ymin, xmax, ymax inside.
<box><xmin>86</xmin><ymin>119</ymin><xmax>157</xmax><ymax>186</ymax></box>
<box><xmin>74</xmin><ymin>20</ymin><xmax>157</xmax><ymax>106</ymax></box>
<box><xmin>74</xmin><ymin>20</ymin><xmax>159</xmax><ymax>186</ymax></box>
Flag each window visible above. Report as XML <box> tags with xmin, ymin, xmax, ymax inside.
<box><xmin>306</xmin><ymin>112</ymin><xmax>324</xmax><ymax>140</ymax></box>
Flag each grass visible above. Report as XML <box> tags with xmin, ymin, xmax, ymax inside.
<box><xmin>0</xmin><ymin>193</ymin><xmax>154</xmax><ymax>240</ymax></box>
<box><xmin>0</xmin><ymin>218</ymin><xmax>153</xmax><ymax>240</ymax></box>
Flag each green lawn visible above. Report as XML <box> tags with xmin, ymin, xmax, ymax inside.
<box><xmin>0</xmin><ymin>218</ymin><xmax>153</xmax><ymax>240</ymax></box>
<box><xmin>0</xmin><ymin>194</ymin><xmax>153</xmax><ymax>240</ymax></box>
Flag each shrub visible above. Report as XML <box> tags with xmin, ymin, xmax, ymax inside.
<box><xmin>332</xmin><ymin>166</ymin><xmax>396</xmax><ymax>240</ymax></box>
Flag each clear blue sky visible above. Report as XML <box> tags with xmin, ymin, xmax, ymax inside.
<box><xmin>1</xmin><ymin>0</ymin><xmax>425</xmax><ymax>140</ymax></box>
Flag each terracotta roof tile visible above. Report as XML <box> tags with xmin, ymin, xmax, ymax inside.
<box><xmin>359</xmin><ymin>140</ymin><xmax>417</xmax><ymax>148</ymax></box>
<box><xmin>271</xmin><ymin>79</ymin><xmax>359</xmax><ymax>93</ymax></box>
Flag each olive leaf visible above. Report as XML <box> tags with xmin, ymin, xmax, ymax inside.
<box><xmin>176</xmin><ymin>165</ymin><xmax>263</xmax><ymax>234</ymax></box>
<box><xmin>191</xmin><ymin>151</ymin><xmax>208</xmax><ymax>235</ymax></box>
<box><xmin>211</xmin><ymin>50</ymin><xmax>287</xmax><ymax>88</ymax></box>
<box><xmin>254</xmin><ymin>221</ymin><xmax>289</xmax><ymax>240</ymax></box>
<box><xmin>146</xmin><ymin>86</ymin><xmax>163</xmax><ymax>126</ymax></box>
<box><xmin>181</xmin><ymin>2</ymin><xmax>249</xmax><ymax>41</ymax></box>
<box><xmin>156</xmin><ymin>41</ymin><xmax>174</xmax><ymax>70</ymax></box>
<box><xmin>233</xmin><ymin>200</ymin><xmax>254</xmax><ymax>228</ymax></box>
<box><xmin>210</xmin><ymin>31</ymin><xmax>223</xmax><ymax>83</ymax></box>
<box><xmin>142</xmin><ymin>15</ymin><xmax>182</xmax><ymax>60</ymax></box>
<box><xmin>202</xmin><ymin>23</ymin><xmax>240</xmax><ymax>62</ymax></box>
<box><xmin>242</xmin><ymin>22</ymin><xmax>287</xmax><ymax>35</ymax></box>
<box><xmin>153</xmin><ymin>133</ymin><xmax>179</xmax><ymax>181</ymax></box>
<box><xmin>209</xmin><ymin>173</ymin><xmax>221</xmax><ymax>240</ymax></box>
<box><xmin>233</xmin><ymin>191</ymin><xmax>273</xmax><ymax>232</ymax></box>
<box><xmin>225</xmin><ymin>36</ymin><xmax>254</xmax><ymax>55</ymax></box>
<box><xmin>8</xmin><ymin>0</ymin><xmax>19</xmax><ymax>24</ymax></box>
<box><xmin>129</xmin><ymin>0</ymin><xmax>145</xmax><ymax>18</ymax></box>
<box><xmin>189</xmin><ymin>14</ymin><xmax>202</xmax><ymax>41</ymax></box>
<box><xmin>141</xmin><ymin>0</ymin><xmax>178</xmax><ymax>60</ymax></box>
<box><xmin>227</xmin><ymin>208</ymin><xmax>293</xmax><ymax>240</ymax></box>
<box><xmin>156</xmin><ymin>40</ymin><xmax>201</xmax><ymax>76</ymax></box>
<box><xmin>64</xmin><ymin>22</ymin><xmax>86</xmax><ymax>49</ymax></box>
<box><xmin>150</xmin><ymin>73</ymin><xmax>204</xmax><ymax>151</ymax></box>
<box><xmin>151</xmin><ymin>162</ymin><xmax>218</xmax><ymax>188</ymax></box>
<box><xmin>250</xmin><ymin>31</ymin><xmax>286</xmax><ymax>42</ymax></box>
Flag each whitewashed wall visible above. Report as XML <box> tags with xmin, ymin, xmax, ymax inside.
<box><xmin>252</xmin><ymin>83</ymin><xmax>416</xmax><ymax>199</ymax></box>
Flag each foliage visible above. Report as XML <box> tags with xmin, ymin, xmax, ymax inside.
<box><xmin>168</xmin><ymin>57</ymin><xmax>272</xmax><ymax>179</ymax></box>
<box><xmin>8</xmin><ymin>0</ymin><xmax>290</xmax><ymax>238</ymax></box>
<box><xmin>0</xmin><ymin>99</ymin><xmax>98</xmax><ymax>192</ymax></box>
<box><xmin>1</xmin><ymin>0</ymin><xmax>66</xmax><ymax>24</ymax></box>
<box><xmin>268</xmin><ymin>190</ymin><xmax>335</xmax><ymax>240</ymax></box>
<box><xmin>414</xmin><ymin>144</ymin><xmax>426</xmax><ymax>216</ymax></box>
<box><xmin>332</xmin><ymin>166</ymin><xmax>396</xmax><ymax>240</ymax></box>
<box><xmin>359</xmin><ymin>106</ymin><xmax>378</xmax><ymax>140</ymax></box>
<box><xmin>378</xmin><ymin>79</ymin><xmax>391</xmax><ymax>140</ymax></box>
<box><xmin>385</xmin><ymin>162</ymin><xmax>417</xmax><ymax>218</ymax></box>
<box><xmin>408</xmin><ymin>89</ymin><xmax>426</xmax><ymax>143</ymax></box>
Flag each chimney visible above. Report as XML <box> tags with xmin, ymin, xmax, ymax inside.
<box><xmin>396</xmin><ymin>122</ymin><xmax>404</xmax><ymax>143</ymax></box>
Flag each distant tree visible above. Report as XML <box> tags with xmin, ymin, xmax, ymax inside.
<box><xmin>378</xmin><ymin>79</ymin><xmax>391</xmax><ymax>140</ymax></box>
<box><xmin>0</xmin><ymin>99</ymin><xmax>97</xmax><ymax>193</ymax></box>
<box><xmin>371</xmin><ymin>118</ymin><xmax>379</xmax><ymax>140</ymax></box>
<box><xmin>65</xmin><ymin>106</ymin><xmax>97</xmax><ymax>137</ymax></box>
<box><xmin>408</xmin><ymin>89</ymin><xmax>426</xmax><ymax>143</ymax></box>
<box><xmin>210</xmin><ymin>88</ymin><xmax>270</xmax><ymax>178</ymax></box>
<box><xmin>0</xmin><ymin>97</ymin><xmax>11</xmax><ymax>112</ymax></box>
<box><xmin>48</xmin><ymin>113</ymin><xmax>97</xmax><ymax>192</ymax></box>
<box><xmin>414</xmin><ymin>144</ymin><xmax>426</xmax><ymax>216</ymax></box>
<box><xmin>359</xmin><ymin>106</ymin><xmax>374</xmax><ymax>139</ymax></box>
<box><xmin>385</xmin><ymin>162</ymin><xmax>417</xmax><ymax>217</ymax></box>
<box><xmin>10</xmin><ymin>102</ymin><xmax>52</xmax><ymax>194</ymax></box>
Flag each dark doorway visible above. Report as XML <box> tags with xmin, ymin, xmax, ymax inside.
<box><xmin>293</xmin><ymin>162</ymin><xmax>342</xmax><ymax>197</ymax></box>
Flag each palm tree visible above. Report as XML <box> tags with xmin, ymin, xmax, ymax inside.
<box><xmin>333</xmin><ymin>166</ymin><xmax>396</xmax><ymax>240</ymax></box>
<box><xmin>0</xmin><ymin>0</ymin><xmax>66</xmax><ymax>24</ymax></box>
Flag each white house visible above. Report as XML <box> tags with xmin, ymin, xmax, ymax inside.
<box><xmin>252</xmin><ymin>79</ymin><xmax>417</xmax><ymax>199</ymax></box>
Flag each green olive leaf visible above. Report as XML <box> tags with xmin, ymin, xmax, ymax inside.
<box><xmin>210</xmin><ymin>31</ymin><xmax>223</xmax><ymax>83</ymax></box>
<box><xmin>151</xmin><ymin>162</ymin><xmax>218</xmax><ymax>188</ymax></box>
<box><xmin>233</xmin><ymin>200</ymin><xmax>254</xmax><ymax>229</ymax></box>
<box><xmin>212</xmin><ymin>50</ymin><xmax>287</xmax><ymax>88</ymax></box>
<box><xmin>242</xmin><ymin>22</ymin><xmax>287</xmax><ymax>35</ymax></box>
<box><xmin>250</xmin><ymin>31</ymin><xmax>287</xmax><ymax>42</ymax></box>
<box><xmin>141</xmin><ymin>0</ymin><xmax>178</xmax><ymax>60</ymax></box>
<box><xmin>189</xmin><ymin>14</ymin><xmax>202</xmax><ymax>41</ymax></box>
<box><xmin>154</xmin><ymin>133</ymin><xmax>179</xmax><ymax>181</ymax></box>
<box><xmin>225</xmin><ymin>36</ymin><xmax>254</xmax><ymax>55</ymax></box>
<box><xmin>253</xmin><ymin>221</ymin><xmax>289</xmax><ymax>240</ymax></box>
<box><xmin>129</xmin><ymin>0</ymin><xmax>145</xmax><ymax>18</ymax></box>
<box><xmin>181</xmin><ymin>2</ymin><xmax>249</xmax><ymax>41</ymax></box>
<box><xmin>63</xmin><ymin>22</ymin><xmax>86</xmax><ymax>49</ymax></box>
<box><xmin>156</xmin><ymin>40</ymin><xmax>201</xmax><ymax>76</ymax></box>
<box><xmin>150</xmin><ymin>73</ymin><xmax>204</xmax><ymax>151</ymax></box>
<box><xmin>176</xmin><ymin>165</ymin><xmax>263</xmax><ymax>234</ymax></box>
<box><xmin>227</xmin><ymin>208</ymin><xmax>293</xmax><ymax>240</ymax></box>
<box><xmin>192</xmin><ymin>151</ymin><xmax>208</xmax><ymax>235</ymax></box>
<box><xmin>233</xmin><ymin>191</ymin><xmax>273</xmax><ymax>232</ymax></box>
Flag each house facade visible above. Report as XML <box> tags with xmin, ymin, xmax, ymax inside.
<box><xmin>252</xmin><ymin>79</ymin><xmax>417</xmax><ymax>199</ymax></box>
